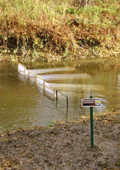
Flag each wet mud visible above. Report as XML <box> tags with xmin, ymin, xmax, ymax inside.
<box><xmin>0</xmin><ymin>114</ymin><xmax>120</xmax><ymax>170</ymax></box>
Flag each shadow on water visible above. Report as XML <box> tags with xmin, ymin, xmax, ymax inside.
<box><xmin>0</xmin><ymin>58</ymin><xmax>120</xmax><ymax>128</ymax></box>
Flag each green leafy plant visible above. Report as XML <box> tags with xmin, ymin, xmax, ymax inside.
<box><xmin>115</xmin><ymin>159</ymin><xmax>120</xmax><ymax>166</ymax></box>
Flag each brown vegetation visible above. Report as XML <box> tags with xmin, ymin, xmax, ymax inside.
<box><xmin>0</xmin><ymin>0</ymin><xmax>120</xmax><ymax>61</ymax></box>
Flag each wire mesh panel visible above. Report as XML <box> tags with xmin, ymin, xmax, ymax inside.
<box><xmin>18</xmin><ymin>63</ymin><xmax>25</xmax><ymax>75</ymax></box>
<box><xmin>18</xmin><ymin>63</ymin><xmax>28</xmax><ymax>75</ymax></box>
<box><xmin>18</xmin><ymin>63</ymin><xmax>68</xmax><ymax>103</ymax></box>
<box><xmin>36</xmin><ymin>76</ymin><xmax>44</xmax><ymax>84</ymax></box>
<box><xmin>56</xmin><ymin>90</ymin><xmax>68</xmax><ymax>109</ymax></box>
<box><xmin>28</xmin><ymin>71</ymin><xmax>36</xmax><ymax>84</ymax></box>
<box><xmin>29</xmin><ymin>70</ymin><xmax>35</xmax><ymax>77</ymax></box>
<box><xmin>37</xmin><ymin>84</ymin><xmax>44</xmax><ymax>93</ymax></box>
<box><xmin>45</xmin><ymin>83</ymin><xmax>56</xmax><ymax>100</ymax></box>
<box><xmin>36</xmin><ymin>75</ymin><xmax>44</xmax><ymax>93</ymax></box>
<box><xmin>25</xmin><ymin>69</ymin><xmax>28</xmax><ymax>75</ymax></box>
<box><xmin>18</xmin><ymin>72</ymin><xmax>25</xmax><ymax>81</ymax></box>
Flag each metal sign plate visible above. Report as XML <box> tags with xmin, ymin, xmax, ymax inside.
<box><xmin>81</xmin><ymin>98</ymin><xmax>101</xmax><ymax>107</ymax></box>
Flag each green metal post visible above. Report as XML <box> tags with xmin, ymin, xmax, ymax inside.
<box><xmin>90</xmin><ymin>96</ymin><xmax>94</xmax><ymax>148</ymax></box>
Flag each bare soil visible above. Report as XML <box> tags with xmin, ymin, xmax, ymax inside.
<box><xmin>0</xmin><ymin>114</ymin><xmax>120</xmax><ymax>170</ymax></box>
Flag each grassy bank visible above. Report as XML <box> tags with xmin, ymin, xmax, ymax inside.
<box><xmin>0</xmin><ymin>0</ymin><xmax>120</xmax><ymax>62</ymax></box>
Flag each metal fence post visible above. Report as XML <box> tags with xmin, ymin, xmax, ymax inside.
<box><xmin>53</xmin><ymin>91</ymin><xmax>56</xmax><ymax>100</ymax></box>
<box><xmin>28</xmin><ymin>70</ymin><xmax>30</xmax><ymax>78</ymax></box>
<box><xmin>90</xmin><ymin>95</ymin><xmax>94</xmax><ymax>148</ymax></box>
<box><xmin>67</xmin><ymin>97</ymin><xmax>68</xmax><ymax>109</ymax></box>
<box><xmin>34</xmin><ymin>75</ymin><xmax>37</xmax><ymax>83</ymax></box>
<box><xmin>24</xmin><ymin>67</ymin><xmax>26</xmax><ymax>76</ymax></box>
<box><xmin>56</xmin><ymin>90</ymin><xmax>58</xmax><ymax>101</ymax></box>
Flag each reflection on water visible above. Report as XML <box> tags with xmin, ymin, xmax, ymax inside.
<box><xmin>0</xmin><ymin>60</ymin><xmax>120</xmax><ymax>128</ymax></box>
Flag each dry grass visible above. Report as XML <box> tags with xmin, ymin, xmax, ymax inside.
<box><xmin>0</xmin><ymin>0</ymin><xmax>120</xmax><ymax>61</ymax></box>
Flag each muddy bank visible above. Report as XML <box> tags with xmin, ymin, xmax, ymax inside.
<box><xmin>0</xmin><ymin>112</ymin><xmax>120</xmax><ymax>170</ymax></box>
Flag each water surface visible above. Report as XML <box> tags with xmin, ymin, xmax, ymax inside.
<box><xmin>0</xmin><ymin>60</ymin><xmax>120</xmax><ymax>128</ymax></box>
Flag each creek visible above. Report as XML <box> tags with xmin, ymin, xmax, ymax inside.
<box><xmin>0</xmin><ymin>59</ymin><xmax>120</xmax><ymax>128</ymax></box>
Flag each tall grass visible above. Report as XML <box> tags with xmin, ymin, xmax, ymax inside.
<box><xmin>0</xmin><ymin>0</ymin><xmax>119</xmax><ymax>60</ymax></box>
